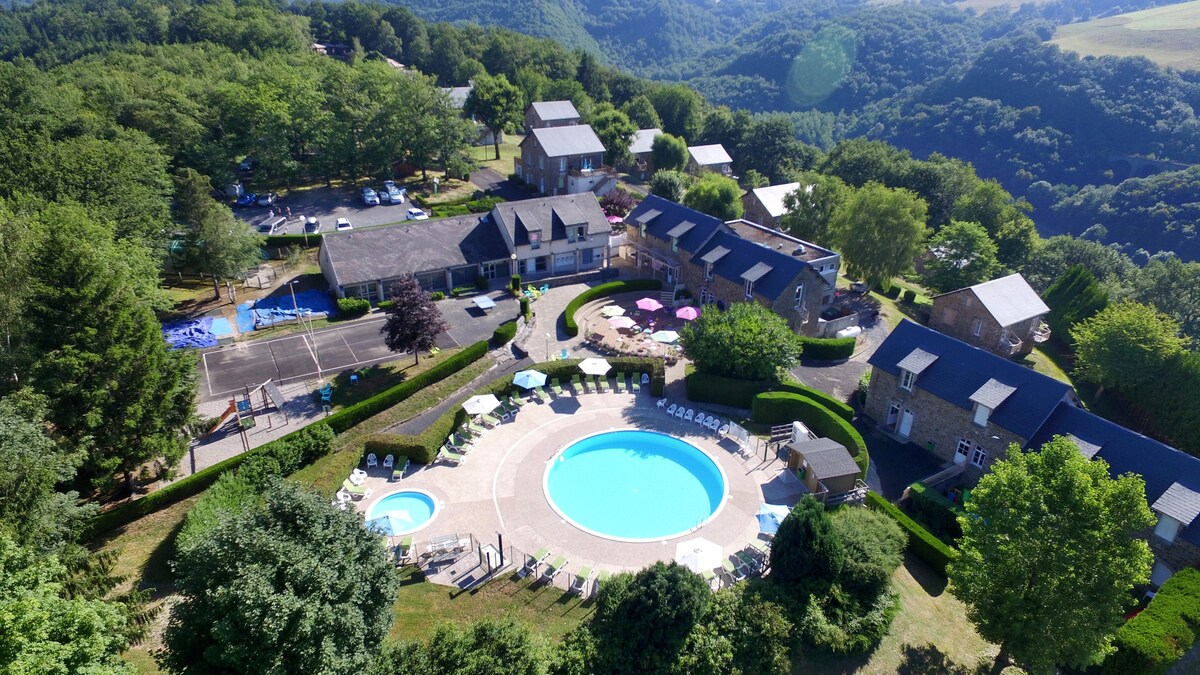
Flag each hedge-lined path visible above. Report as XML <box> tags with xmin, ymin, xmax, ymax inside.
<box><xmin>790</xmin><ymin>308</ymin><xmax>892</xmax><ymax>404</ymax></box>
<box><xmin>352</xmin><ymin>388</ymin><xmax>806</xmax><ymax>585</ymax></box>
<box><xmin>383</xmin><ymin>355</ymin><xmax>530</xmax><ymax>437</ymax></box>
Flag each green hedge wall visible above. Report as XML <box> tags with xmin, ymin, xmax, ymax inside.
<box><xmin>336</xmin><ymin>297</ymin><xmax>370</xmax><ymax>317</ymax></box>
<box><xmin>493</xmin><ymin>321</ymin><xmax>517</xmax><ymax>346</ymax></box>
<box><xmin>866</xmin><ymin>491</ymin><xmax>955</xmax><ymax>576</ymax></box>
<box><xmin>684</xmin><ymin>372</ymin><xmax>855</xmax><ymax>421</ymax></box>
<box><xmin>1105</xmin><ymin>568</ymin><xmax>1200</xmax><ymax>674</ymax></box>
<box><xmin>798</xmin><ymin>336</ymin><xmax>857</xmax><ymax>361</ymax></box>
<box><xmin>264</xmin><ymin>234</ymin><xmax>321</xmax><ymax>249</ymax></box>
<box><xmin>772</xmin><ymin>381</ymin><xmax>855</xmax><ymax>422</ymax></box>
<box><xmin>564</xmin><ymin>279</ymin><xmax>663</xmax><ymax>337</ymax></box>
<box><xmin>751</xmin><ymin>391</ymin><xmax>869</xmax><ymax>475</ymax></box>
<box><xmin>86</xmin><ymin>341</ymin><xmax>489</xmax><ymax>540</ymax></box>
<box><xmin>907</xmin><ymin>481</ymin><xmax>963</xmax><ymax>541</ymax></box>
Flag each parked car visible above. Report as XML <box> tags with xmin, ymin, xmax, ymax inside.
<box><xmin>382</xmin><ymin>186</ymin><xmax>404</xmax><ymax>204</ymax></box>
<box><xmin>335</xmin><ymin>217</ymin><xmax>352</xmax><ymax>231</ymax></box>
<box><xmin>405</xmin><ymin>207</ymin><xmax>428</xmax><ymax>220</ymax></box>
<box><xmin>304</xmin><ymin>217</ymin><xmax>321</xmax><ymax>233</ymax></box>
<box><xmin>360</xmin><ymin>187</ymin><xmax>380</xmax><ymax>206</ymax></box>
<box><xmin>235</xmin><ymin>193</ymin><xmax>258</xmax><ymax>207</ymax></box>
<box><xmin>238</xmin><ymin>156</ymin><xmax>257</xmax><ymax>172</ymax></box>
<box><xmin>383</xmin><ymin>179</ymin><xmax>397</xmax><ymax>191</ymax></box>
<box><xmin>256</xmin><ymin>216</ymin><xmax>285</xmax><ymax>234</ymax></box>
<box><xmin>256</xmin><ymin>192</ymin><xmax>277</xmax><ymax>207</ymax></box>
<box><xmin>378</xmin><ymin>187</ymin><xmax>396</xmax><ymax>205</ymax></box>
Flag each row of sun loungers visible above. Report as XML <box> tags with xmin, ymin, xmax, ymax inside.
<box><xmin>720</xmin><ymin>541</ymin><xmax>772</xmax><ymax>584</ymax></box>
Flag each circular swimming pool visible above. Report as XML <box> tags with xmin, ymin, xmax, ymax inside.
<box><xmin>544</xmin><ymin>430</ymin><xmax>727</xmax><ymax>541</ymax></box>
<box><xmin>366</xmin><ymin>490</ymin><xmax>438</xmax><ymax>536</ymax></box>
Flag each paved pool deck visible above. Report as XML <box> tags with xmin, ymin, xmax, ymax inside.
<box><xmin>350</xmin><ymin>386</ymin><xmax>804</xmax><ymax>589</ymax></box>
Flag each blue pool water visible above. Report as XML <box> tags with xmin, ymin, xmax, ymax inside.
<box><xmin>544</xmin><ymin>430</ymin><xmax>726</xmax><ymax>541</ymax></box>
<box><xmin>366</xmin><ymin>491</ymin><xmax>437</xmax><ymax>535</ymax></box>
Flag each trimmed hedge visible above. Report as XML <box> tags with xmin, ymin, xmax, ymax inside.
<box><xmin>866</xmin><ymin>491</ymin><xmax>955</xmax><ymax>576</ymax></box>
<box><xmin>751</xmin><ymin>392</ymin><xmax>868</xmax><ymax>475</ymax></box>
<box><xmin>902</xmin><ymin>289</ymin><xmax>917</xmax><ymax>303</ymax></box>
<box><xmin>85</xmin><ymin>342</ymin><xmax>489</xmax><ymax>539</ymax></box>
<box><xmin>1105</xmin><ymin>568</ymin><xmax>1200</xmax><ymax>674</ymax></box>
<box><xmin>773</xmin><ymin>381</ymin><xmax>855</xmax><ymax>422</ymax></box>
<box><xmin>519</xmin><ymin>297</ymin><xmax>531</xmax><ymax>320</ymax></box>
<box><xmin>907</xmin><ymin>481</ymin><xmax>963</xmax><ymax>540</ymax></box>
<box><xmin>264</xmin><ymin>234</ymin><xmax>321</xmax><ymax>249</ymax></box>
<box><xmin>685</xmin><ymin>371</ymin><xmax>771</xmax><ymax>409</ymax></box>
<box><xmin>493</xmin><ymin>321</ymin><xmax>517</xmax><ymax>346</ymax></box>
<box><xmin>336</xmin><ymin>297</ymin><xmax>370</xmax><ymax>317</ymax></box>
<box><xmin>798</xmin><ymin>336</ymin><xmax>856</xmax><ymax>361</ymax></box>
<box><xmin>564</xmin><ymin>279</ymin><xmax>663</xmax><ymax>336</ymax></box>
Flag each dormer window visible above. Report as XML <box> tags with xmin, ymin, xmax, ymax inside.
<box><xmin>744</xmin><ymin>279</ymin><xmax>754</xmax><ymax>299</ymax></box>
<box><xmin>900</xmin><ymin>369</ymin><xmax>915</xmax><ymax>391</ymax></box>
<box><xmin>1155</xmin><ymin>514</ymin><xmax>1182</xmax><ymax>544</ymax></box>
<box><xmin>1151</xmin><ymin>483</ymin><xmax>1200</xmax><ymax>545</ymax></box>
<box><xmin>973</xmin><ymin>403</ymin><xmax>991</xmax><ymax>427</ymax></box>
<box><xmin>639</xmin><ymin>223</ymin><xmax>646</xmax><ymax>238</ymax></box>
<box><xmin>530</xmin><ymin>231</ymin><xmax>541</xmax><ymax>250</ymax></box>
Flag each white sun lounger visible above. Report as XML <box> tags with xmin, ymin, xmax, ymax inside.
<box><xmin>570</xmin><ymin>566</ymin><xmax>593</xmax><ymax>595</ymax></box>
<box><xmin>518</xmin><ymin>547</ymin><xmax>550</xmax><ymax>578</ymax></box>
<box><xmin>542</xmin><ymin>555</ymin><xmax>568</xmax><ymax>583</ymax></box>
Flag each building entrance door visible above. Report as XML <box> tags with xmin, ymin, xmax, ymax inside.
<box><xmin>898</xmin><ymin>410</ymin><xmax>914</xmax><ymax>438</ymax></box>
<box><xmin>886</xmin><ymin>404</ymin><xmax>899</xmax><ymax>427</ymax></box>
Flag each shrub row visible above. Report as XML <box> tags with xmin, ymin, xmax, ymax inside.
<box><xmin>336</xmin><ymin>297</ymin><xmax>370</xmax><ymax>317</ymax></box>
<box><xmin>492</xmin><ymin>321</ymin><xmax>517</xmax><ymax>346</ymax></box>
<box><xmin>751</xmin><ymin>392</ymin><xmax>868</xmax><ymax>475</ymax></box>
<box><xmin>684</xmin><ymin>371</ymin><xmax>855</xmax><ymax>421</ymax></box>
<box><xmin>86</xmin><ymin>342</ymin><xmax>489</xmax><ymax>539</ymax></box>
<box><xmin>85</xmin><ymin>423</ymin><xmax>335</xmax><ymax>539</ymax></box>
<box><xmin>1105</xmin><ymin>568</ymin><xmax>1200</xmax><ymax>674</ymax></box>
<box><xmin>906</xmin><ymin>481</ymin><xmax>963</xmax><ymax>541</ymax></box>
<box><xmin>264</xmin><ymin>234</ymin><xmax>321</xmax><ymax>249</ymax></box>
<box><xmin>865</xmin><ymin>491</ymin><xmax>955</xmax><ymax>576</ymax></box>
<box><xmin>902</xmin><ymin>289</ymin><xmax>917</xmax><ymax>303</ymax></box>
<box><xmin>798</xmin><ymin>336</ymin><xmax>856</xmax><ymax>361</ymax></box>
<box><xmin>772</xmin><ymin>381</ymin><xmax>855</xmax><ymax>422</ymax></box>
<box><xmin>564</xmin><ymin>279</ymin><xmax>663</xmax><ymax>336</ymax></box>
<box><xmin>377</xmin><ymin>300</ymin><xmax>394</xmax><ymax>310</ymax></box>
<box><xmin>322</xmin><ymin>340</ymin><xmax>489</xmax><ymax>434</ymax></box>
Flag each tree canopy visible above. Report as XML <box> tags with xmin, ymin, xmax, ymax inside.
<box><xmin>381</xmin><ymin>275</ymin><xmax>449</xmax><ymax>364</ymax></box>
<box><xmin>464</xmin><ymin>74</ymin><xmax>524</xmax><ymax>160</ymax></box>
<box><xmin>682</xmin><ymin>172</ymin><xmax>744</xmax><ymax>221</ymax></box>
<box><xmin>920</xmin><ymin>220</ymin><xmax>1001</xmax><ymax>293</ymax></box>
<box><xmin>769</xmin><ymin>496</ymin><xmax>844</xmax><ymax>594</ymax></box>
<box><xmin>1071</xmin><ymin>301</ymin><xmax>1188</xmax><ymax>395</ymax></box>
<box><xmin>648</xmin><ymin>169</ymin><xmax>690</xmax><ymax>202</ymax></box>
<box><xmin>831</xmin><ymin>181</ymin><xmax>930</xmax><ymax>287</ymax></box>
<box><xmin>680</xmin><ymin>302</ymin><xmax>804</xmax><ymax>381</ymax></box>
<box><xmin>588</xmin><ymin>105</ymin><xmax>636</xmax><ymax>167</ymax></box>
<box><xmin>650</xmin><ymin>132</ymin><xmax>689</xmax><ymax>173</ymax></box>
<box><xmin>780</xmin><ymin>171</ymin><xmax>850</xmax><ymax>248</ymax></box>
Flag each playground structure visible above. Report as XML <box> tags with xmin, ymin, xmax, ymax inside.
<box><xmin>207</xmin><ymin>380</ymin><xmax>289</xmax><ymax>440</ymax></box>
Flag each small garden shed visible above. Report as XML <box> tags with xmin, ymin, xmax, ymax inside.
<box><xmin>787</xmin><ymin>438</ymin><xmax>860</xmax><ymax>495</ymax></box>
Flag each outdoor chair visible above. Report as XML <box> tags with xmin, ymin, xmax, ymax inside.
<box><xmin>342</xmin><ymin>480</ymin><xmax>370</xmax><ymax>500</ymax></box>
<box><xmin>598</xmin><ymin>376</ymin><xmax>611</xmax><ymax>393</ymax></box>
<box><xmin>666</xmin><ymin>403</ymin><xmax>678</xmax><ymax>416</ymax></box>
<box><xmin>722</xmin><ymin>559</ymin><xmax>745</xmax><ymax>583</ymax></box>
<box><xmin>675</xmin><ymin>406</ymin><xmax>686</xmax><ymax>419</ymax></box>
<box><xmin>481</xmin><ymin>413</ymin><xmax>502</xmax><ymax>428</ymax></box>
<box><xmin>702</xmin><ymin>569</ymin><xmax>718</xmax><ymax>590</ymax></box>
<box><xmin>572</xmin><ymin>374</ymin><xmax>586</xmax><ymax>395</ymax></box>
<box><xmin>718</xmin><ymin>424</ymin><xmax>730</xmax><ymax>437</ymax></box>
<box><xmin>582</xmin><ymin>375</ymin><xmax>595</xmax><ymax>394</ymax></box>
<box><xmin>749</xmin><ymin>539</ymin><xmax>771</xmax><ymax>558</ymax></box>
<box><xmin>550</xmin><ymin>378</ymin><xmax>565</xmax><ymax>396</ymax></box>
<box><xmin>391</xmin><ymin>457</ymin><xmax>409</xmax><ymax>481</ymax></box>
<box><xmin>570</xmin><ymin>566</ymin><xmax>593</xmax><ymax>595</ymax></box>
<box><xmin>518</xmin><ymin>547</ymin><xmax>551</xmax><ymax>579</ymax></box>
<box><xmin>319</xmin><ymin>383</ymin><xmax>333</xmax><ymax>402</ymax></box>
<box><xmin>656</xmin><ymin>397</ymin><xmax>666</xmax><ymax>408</ymax></box>
<box><xmin>438</xmin><ymin>447</ymin><xmax>465</xmax><ymax>465</ymax></box>
<box><xmin>695</xmin><ymin>413</ymin><xmax>707</xmax><ymax>428</ymax></box>
<box><xmin>592</xmin><ymin>570</ymin><xmax>611</xmax><ymax>597</ymax></box>
<box><xmin>499</xmin><ymin>399</ymin><xmax>519</xmax><ymax>417</ymax></box>
<box><xmin>615</xmin><ymin>372</ymin><xmax>626</xmax><ymax>393</ymax></box>
<box><xmin>366</xmin><ymin>453</ymin><xmax>378</xmax><ymax>468</ymax></box>
<box><xmin>736</xmin><ymin>550</ymin><xmax>762</xmax><ymax>575</ymax></box>
<box><xmin>446</xmin><ymin>434</ymin><xmax>472</xmax><ymax>452</ymax></box>
<box><xmin>383</xmin><ymin>454</ymin><xmax>395</xmax><ymax>469</ymax></box>
<box><xmin>632</xmin><ymin>375</ymin><xmax>642</xmax><ymax>393</ymax></box>
<box><xmin>533</xmin><ymin>386</ymin><xmax>551</xmax><ymax>403</ymax></box>
<box><xmin>509</xmin><ymin>394</ymin><xmax>527</xmax><ymax>407</ymax></box>
<box><xmin>397</xmin><ymin>536</ymin><xmax>414</xmax><ymax>564</ymax></box>
<box><xmin>349</xmin><ymin>469</ymin><xmax>367</xmax><ymax>486</ymax></box>
<box><xmin>542</xmin><ymin>556</ymin><xmax>568</xmax><ymax>583</ymax></box>
<box><xmin>560</xmin><ymin>348</ymin><xmax>569</xmax><ymax>360</ymax></box>
<box><xmin>684</xmin><ymin>409</ymin><xmax>694</xmax><ymax>422</ymax></box>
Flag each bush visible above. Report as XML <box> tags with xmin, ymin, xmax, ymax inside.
<box><xmin>467</xmin><ymin>197</ymin><xmax>500</xmax><ymax>213</ymax></box>
<box><xmin>364</xmin><ymin>433</ymin><xmax>438</xmax><ymax>466</ymax></box>
<box><xmin>430</xmin><ymin>291</ymin><xmax>445</xmax><ymax>301</ymax></box>
<box><xmin>865</xmin><ymin>492</ymin><xmax>955</xmax><ymax>576</ymax></box>
<box><xmin>451</xmin><ymin>285</ymin><xmax>475</xmax><ymax>297</ymax></box>
<box><xmin>264</xmin><ymin>234</ymin><xmax>321</xmax><ymax>249</ymax></box>
<box><xmin>377</xmin><ymin>300</ymin><xmax>394</xmax><ymax>310</ymax></box>
<box><xmin>519</xmin><ymin>297</ymin><xmax>531</xmax><ymax>320</ymax></box>
<box><xmin>685</xmin><ymin>371</ymin><xmax>771</xmax><ymax>409</ymax></box>
<box><xmin>751</xmin><ymin>392</ymin><xmax>868</xmax><ymax>475</ymax></box>
<box><xmin>902</xmin><ymin>289</ymin><xmax>917</xmax><ymax>303</ymax></box>
<box><xmin>493</xmin><ymin>321</ymin><xmax>517</xmax><ymax>346</ymax></box>
<box><xmin>511</xmin><ymin>274</ymin><xmax>521</xmax><ymax>291</ymax></box>
<box><xmin>906</xmin><ymin>482</ymin><xmax>963</xmax><ymax>541</ymax></box>
<box><xmin>856</xmin><ymin>371</ymin><xmax>871</xmax><ymax>406</ymax></box>
<box><xmin>1105</xmin><ymin>568</ymin><xmax>1200</xmax><ymax>674</ymax></box>
<box><xmin>885</xmin><ymin>285</ymin><xmax>902</xmax><ymax>299</ymax></box>
<box><xmin>798</xmin><ymin>336</ymin><xmax>857</xmax><ymax>361</ymax></box>
<box><xmin>773</xmin><ymin>380</ymin><xmax>855</xmax><ymax>422</ymax></box>
<box><xmin>336</xmin><ymin>297</ymin><xmax>370</xmax><ymax>317</ymax></box>
<box><xmin>564</xmin><ymin>279</ymin><xmax>664</xmax><ymax>337</ymax></box>
<box><xmin>175</xmin><ymin>472</ymin><xmax>259</xmax><ymax>553</ymax></box>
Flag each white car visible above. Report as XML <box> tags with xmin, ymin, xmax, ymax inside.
<box><xmin>360</xmin><ymin>187</ymin><xmax>380</xmax><ymax>206</ymax></box>
<box><xmin>406</xmin><ymin>207</ymin><xmax>428</xmax><ymax>220</ymax></box>
<box><xmin>335</xmin><ymin>217</ymin><xmax>352</xmax><ymax>231</ymax></box>
<box><xmin>383</xmin><ymin>186</ymin><xmax>404</xmax><ymax>204</ymax></box>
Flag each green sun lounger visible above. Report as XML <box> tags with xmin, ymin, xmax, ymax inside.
<box><xmin>702</xmin><ymin>569</ymin><xmax>717</xmax><ymax>586</ymax></box>
<box><xmin>391</xmin><ymin>457</ymin><xmax>409</xmax><ymax>480</ymax></box>
<box><xmin>749</xmin><ymin>540</ymin><xmax>771</xmax><ymax>556</ymax></box>
<box><xmin>533</xmin><ymin>386</ymin><xmax>551</xmax><ymax>403</ymax></box>
<box><xmin>550</xmin><ymin>378</ymin><xmax>564</xmax><ymax>396</ymax></box>
<box><xmin>509</xmin><ymin>394</ymin><xmax>526</xmax><ymax>407</ymax></box>
<box><xmin>582</xmin><ymin>375</ymin><xmax>594</xmax><ymax>393</ymax></box>
<box><xmin>615</xmin><ymin>372</ymin><xmax>626</xmax><ymax>392</ymax></box>
<box><xmin>571</xmin><ymin>566</ymin><xmax>593</xmax><ymax>594</ymax></box>
<box><xmin>481</xmin><ymin>413</ymin><xmax>502</xmax><ymax>427</ymax></box>
<box><xmin>572</xmin><ymin>374</ymin><xmax>586</xmax><ymax>394</ymax></box>
<box><xmin>438</xmin><ymin>447</ymin><xmax>465</xmax><ymax>465</ymax></box>
<box><xmin>543</xmin><ymin>555</ymin><xmax>568</xmax><ymax>581</ymax></box>
<box><xmin>342</xmin><ymin>479</ymin><xmax>368</xmax><ymax>496</ymax></box>
<box><xmin>519</xmin><ymin>547</ymin><xmax>550</xmax><ymax>578</ymax></box>
<box><xmin>597</xmin><ymin>376</ymin><xmax>610</xmax><ymax>393</ymax></box>
<box><xmin>632</xmin><ymin>373</ymin><xmax>642</xmax><ymax>393</ymax></box>
<box><xmin>465</xmin><ymin>421</ymin><xmax>486</xmax><ymax>436</ymax></box>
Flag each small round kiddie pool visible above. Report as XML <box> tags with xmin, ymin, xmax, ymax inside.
<box><xmin>544</xmin><ymin>430</ymin><xmax>727</xmax><ymax>542</ymax></box>
<box><xmin>365</xmin><ymin>490</ymin><xmax>438</xmax><ymax>536</ymax></box>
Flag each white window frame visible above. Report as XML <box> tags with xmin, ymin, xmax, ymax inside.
<box><xmin>972</xmin><ymin>318</ymin><xmax>983</xmax><ymax>337</ymax></box>
<box><xmin>973</xmin><ymin>403</ymin><xmax>991</xmax><ymax>427</ymax></box>
<box><xmin>1154</xmin><ymin>513</ymin><xmax>1182</xmax><ymax>543</ymax></box>
<box><xmin>971</xmin><ymin>446</ymin><xmax>987</xmax><ymax>468</ymax></box>
<box><xmin>794</xmin><ymin>284</ymin><xmax>805</xmax><ymax>308</ymax></box>
<box><xmin>744</xmin><ymin>279</ymin><xmax>754</xmax><ymax>299</ymax></box>
<box><xmin>559</xmin><ymin>157</ymin><xmax>567</xmax><ymax>172</ymax></box>
<box><xmin>705</xmin><ymin>262</ymin><xmax>712</xmax><ymax>281</ymax></box>
<box><xmin>530</xmin><ymin>231</ymin><xmax>541</xmax><ymax>250</ymax></box>
<box><xmin>481</xmin><ymin>261</ymin><xmax>497</xmax><ymax>280</ymax></box>
<box><xmin>955</xmin><ymin>439</ymin><xmax>971</xmax><ymax>460</ymax></box>
<box><xmin>899</xmin><ymin>369</ymin><xmax>915</xmax><ymax>391</ymax></box>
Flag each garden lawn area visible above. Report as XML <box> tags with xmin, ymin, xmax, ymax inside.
<box><xmin>389</xmin><ymin>567</ymin><xmax>594</xmax><ymax>642</ymax></box>
<box><xmin>324</xmin><ymin>348</ymin><xmax>462</xmax><ymax>410</ymax></box>
<box><xmin>474</xmin><ymin>134</ymin><xmax>524</xmax><ymax>174</ymax></box>
<box><xmin>1020</xmin><ymin>345</ymin><xmax>1073</xmax><ymax>384</ymax></box>
<box><xmin>794</xmin><ymin>552</ymin><xmax>996</xmax><ymax>673</ymax></box>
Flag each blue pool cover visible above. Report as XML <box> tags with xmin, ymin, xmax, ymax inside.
<box><xmin>236</xmin><ymin>290</ymin><xmax>336</xmax><ymax>331</ymax></box>
<box><xmin>162</xmin><ymin>317</ymin><xmax>217</xmax><ymax>349</ymax></box>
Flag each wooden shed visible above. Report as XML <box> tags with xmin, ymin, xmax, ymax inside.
<box><xmin>787</xmin><ymin>438</ymin><xmax>860</xmax><ymax>495</ymax></box>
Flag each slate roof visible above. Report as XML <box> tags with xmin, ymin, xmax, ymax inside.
<box><xmin>749</xmin><ymin>182</ymin><xmax>803</xmax><ymax>219</ymax></box>
<box><xmin>688</xmin><ymin>144</ymin><xmax>733</xmax><ymax>166</ymax></box>
<box><xmin>694</xmin><ymin>230</ymin><xmax>808</xmax><ymax>302</ymax></box>
<box><xmin>321</xmin><ymin>216</ymin><xmax>508</xmax><ymax>287</ymax></box>
<box><xmin>626</xmin><ymin>195</ymin><xmax>723</xmax><ymax>254</ymax></box>
<box><xmin>896</xmin><ymin>348</ymin><xmax>939</xmax><ymax>375</ymax></box>
<box><xmin>524</xmin><ymin>125</ymin><xmax>605</xmax><ymax>158</ymax></box>
<box><xmin>868</xmin><ymin>320</ymin><xmax>1073</xmax><ymax>439</ymax></box>
<box><xmin>1154</xmin><ymin>484</ymin><xmax>1200</xmax><ymax>527</ymax></box>
<box><xmin>939</xmin><ymin>273</ymin><xmax>1049</xmax><ymax>327</ymax></box>
<box><xmin>970</xmin><ymin>379</ymin><xmax>1018</xmax><ymax>410</ymax></box>
<box><xmin>490</xmin><ymin>194</ymin><xmax>609</xmax><ymax>247</ymax></box>
<box><xmin>442</xmin><ymin>86</ymin><xmax>472</xmax><ymax>109</ymax></box>
<box><xmin>790</xmin><ymin>438</ymin><xmax>860</xmax><ymax>479</ymax></box>
<box><xmin>1028</xmin><ymin>401</ymin><xmax>1200</xmax><ymax>547</ymax></box>
<box><xmin>629</xmin><ymin>128</ymin><xmax>662</xmax><ymax>155</ymax></box>
<box><xmin>530</xmin><ymin>100</ymin><xmax>580</xmax><ymax>122</ymax></box>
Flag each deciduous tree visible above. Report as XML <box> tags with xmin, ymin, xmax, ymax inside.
<box><xmin>650</xmin><ymin>132</ymin><xmax>688</xmax><ymax>173</ymax></box>
<box><xmin>769</xmin><ymin>496</ymin><xmax>844</xmax><ymax>595</ymax></box>
<box><xmin>920</xmin><ymin>220</ymin><xmax>1000</xmax><ymax>293</ymax></box>
<box><xmin>588</xmin><ymin>105</ymin><xmax>636</xmax><ymax>167</ymax></box>
<box><xmin>381</xmin><ymin>274</ymin><xmax>448</xmax><ymax>365</ymax></box>
<box><xmin>682</xmin><ymin>172</ymin><xmax>743</xmax><ymax>220</ymax></box>
<box><xmin>1042</xmin><ymin>265</ymin><xmax>1108</xmax><ymax>340</ymax></box>
<box><xmin>1070</xmin><ymin>301</ymin><xmax>1187</xmax><ymax>396</ymax></box>
<box><xmin>620</xmin><ymin>94</ymin><xmax>661</xmax><ymax>130</ymax></box>
<box><xmin>680</xmin><ymin>302</ymin><xmax>804</xmax><ymax>381</ymax></box>
<box><xmin>1130</xmin><ymin>255</ymin><xmax>1200</xmax><ymax>341</ymax></box>
<box><xmin>175</xmin><ymin>169</ymin><xmax>264</xmax><ymax>300</ymax></box>
<box><xmin>648</xmin><ymin>169</ymin><xmax>690</xmax><ymax>202</ymax></box>
<box><xmin>160</xmin><ymin>481</ymin><xmax>400</xmax><ymax>675</ymax></box>
<box><xmin>464</xmin><ymin>74</ymin><xmax>524</xmax><ymax>160</ymax></box>
<box><xmin>949</xmin><ymin>437</ymin><xmax>1155</xmax><ymax>673</ymax></box>
<box><xmin>831</xmin><ymin>181</ymin><xmax>929</xmax><ymax>288</ymax></box>
<box><xmin>379</xmin><ymin>619</ymin><xmax>546</xmax><ymax>675</ymax></box>
<box><xmin>780</xmin><ymin>171</ymin><xmax>850</xmax><ymax>247</ymax></box>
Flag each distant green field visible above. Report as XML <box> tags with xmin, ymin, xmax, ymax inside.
<box><xmin>1050</xmin><ymin>0</ymin><xmax>1200</xmax><ymax>71</ymax></box>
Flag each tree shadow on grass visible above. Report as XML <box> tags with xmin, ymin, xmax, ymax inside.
<box><xmin>897</xmin><ymin>643</ymin><xmax>988</xmax><ymax>675</ymax></box>
<box><xmin>135</xmin><ymin>516</ymin><xmax>187</xmax><ymax>600</ymax></box>
<box><xmin>903</xmin><ymin>550</ymin><xmax>948</xmax><ymax>597</ymax></box>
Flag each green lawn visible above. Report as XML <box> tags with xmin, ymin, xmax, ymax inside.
<box><xmin>474</xmin><ymin>134</ymin><xmax>524</xmax><ymax>174</ymax></box>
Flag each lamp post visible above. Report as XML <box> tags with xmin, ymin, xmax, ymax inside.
<box><xmin>545</xmin><ymin>333</ymin><xmax>551</xmax><ymax>362</ymax></box>
<box><xmin>510</xmin><ymin>253</ymin><xmax>517</xmax><ymax>278</ymax></box>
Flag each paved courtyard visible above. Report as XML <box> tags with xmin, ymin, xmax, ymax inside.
<box><xmin>349</xmin><ymin>387</ymin><xmax>804</xmax><ymax>590</ymax></box>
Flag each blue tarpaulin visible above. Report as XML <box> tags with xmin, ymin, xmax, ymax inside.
<box><xmin>236</xmin><ymin>290</ymin><xmax>337</xmax><ymax>331</ymax></box>
<box><xmin>162</xmin><ymin>317</ymin><xmax>217</xmax><ymax>349</ymax></box>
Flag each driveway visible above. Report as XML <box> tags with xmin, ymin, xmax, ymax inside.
<box><xmin>470</xmin><ymin>168</ymin><xmax>530</xmax><ymax>202</ymax></box>
<box><xmin>234</xmin><ymin>185</ymin><xmax>419</xmax><ymax>235</ymax></box>
<box><xmin>860</xmin><ymin>422</ymin><xmax>946</xmax><ymax>501</ymax></box>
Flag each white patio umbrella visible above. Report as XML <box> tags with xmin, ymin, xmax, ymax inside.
<box><xmin>608</xmin><ymin>316</ymin><xmax>636</xmax><ymax>329</ymax></box>
<box><xmin>366</xmin><ymin>514</ymin><xmax>410</xmax><ymax>537</ymax></box>
<box><xmin>651</xmin><ymin>330</ymin><xmax>680</xmax><ymax>343</ymax></box>
<box><xmin>512</xmin><ymin>369</ymin><xmax>548</xmax><ymax>390</ymax></box>
<box><xmin>674</xmin><ymin>537</ymin><xmax>723</xmax><ymax>574</ymax></box>
<box><xmin>578</xmin><ymin>357</ymin><xmax>612</xmax><ymax>376</ymax></box>
<box><xmin>462</xmin><ymin>393</ymin><xmax>501</xmax><ymax>416</ymax></box>
<box><xmin>600</xmin><ymin>305</ymin><xmax>626</xmax><ymax>317</ymax></box>
<box><xmin>636</xmin><ymin>297</ymin><xmax>664</xmax><ymax>312</ymax></box>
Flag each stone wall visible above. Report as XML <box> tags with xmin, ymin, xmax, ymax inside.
<box><xmin>929</xmin><ymin>289</ymin><xmax>1043</xmax><ymax>358</ymax></box>
<box><xmin>741</xmin><ymin>195</ymin><xmax>780</xmax><ymax>229</ymax></box>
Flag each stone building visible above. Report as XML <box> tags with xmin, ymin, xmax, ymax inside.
<box><xmin>524</xmin><ymin>100</ymin><xmax>580</xmax><ymax>131</ymax></box>
<box><xmin>742</xmin><ymin>182</ymin><xmax>803</xmax><ymax>230</ymax></box>
<box><xmin>866</xmin><ymin>319</ymin><xmax>1200</xmax><ymax>587</ymax></box>
<box><xmin>929</xmin><ymin>273</ymin><xmax>1051</xmax><ymax>358</ymax></box>
<box><xmin>622</xmin><ymin>195</ymin><xmax>841</xmax><ymax>335</ymax></box>
<box><xmin>686</xmin><ymin>144</ymin><xmax>733</xmax><ymax>175</ymax></box>
<box><xmin>625</xmin><ymin>128</ymin><xmax>661</xmax><ymax>180</ymax></box>
<box><xmin>515</xmin><ymin>125</ymin><xmax>613</xmax><ymax>197</ymax></box>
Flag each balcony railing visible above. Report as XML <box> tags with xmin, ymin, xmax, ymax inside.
<box><xmin>1032</xmin><ymin>321</ymin><xmax>1051</xmax><ymax>343</ymax></box>
<box><xmin>567</xmin><ymin>164</ymin><xmax>617</xmax><ymax>178</ymax></box>
<box><xmin>999</xmin><ymin>331</ymin><xmax>1023</xmax><ymax>356</ymax></box>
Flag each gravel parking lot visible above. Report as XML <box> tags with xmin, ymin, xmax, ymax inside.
<box><xmin>233</xmin><ymin>185</ymin><xmax>421</xmax><ymax>235</ymax></box>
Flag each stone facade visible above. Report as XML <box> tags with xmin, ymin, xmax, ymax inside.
<box><xmin>515</xmin><ymin>136</ymin><xmax>605</xmax><ymax>197</ymax></box>
<box><xmin>741</xmin><ymin>195</ymin><xmax>780</xmax><ymax>230</ymax></box>
<box><xmin>864</xmin><ymin>367</ymin><xmax>1026</xmax><ymax>477</ymax></box>
<box><xmin>930</xmin><ymin>289</ymin><xmax>1044</xmax><ymax>358</ymax></box>
<box><xmin>525</xmin><ymin>105</ymin><xmax>579</xmax><ymax>131</ymax></box>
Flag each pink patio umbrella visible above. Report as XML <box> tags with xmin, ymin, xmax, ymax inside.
<box><xmin>608</xmin><ymin>316</ymin><xmax>636</xmax><ymax>329</ymax></box>
<box><xmin>676</xmin><ymin>306</ymin><xmax>700</xmax><ymax>321</ymax></box>
<box><xmin>635</xmin><ymin>297</ymin><xmax>664</xmax><ymax>312</ymax></box>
